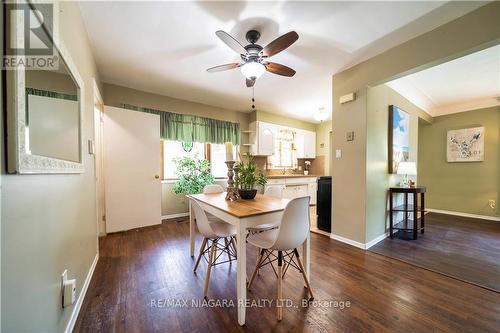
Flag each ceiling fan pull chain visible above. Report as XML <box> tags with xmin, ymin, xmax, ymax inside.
<box><xmin>252</xmin><ymin>87</ymin><xmax>255</xmax><ymax>109</ymax></box>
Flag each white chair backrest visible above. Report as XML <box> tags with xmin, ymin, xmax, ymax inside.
<box><xmin>264</xmin><ymin>185</ymin><xmax>283</xmax><ymax>198</ymax></box>
<box><xmin>203</xmin><ymin>184</ymin><xmax>224</xmax><ymax>194</ymax></box>
<box><xmin>191</xmin><ymin>200</ymin><xmax>216</xmax><ymax>238</ymax></box>
<box><xmin>271</xmin><ymin>196</ymin><xmax>310</xmax><ymax>251</ymax></box>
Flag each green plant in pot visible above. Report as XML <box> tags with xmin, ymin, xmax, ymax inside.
<box><xmin>234</xmin><ymin>155</ymin><xmax>267</xmax><ymax>200</ymax></box>
<box><xmin>172</xmin><ymin>156</ymin><xmax>214</xmax><ymax>195</ymax></box>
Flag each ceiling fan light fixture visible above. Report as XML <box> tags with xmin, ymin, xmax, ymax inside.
<box><xmin>241</xmin><ymin>61</ymin><xmax>265</xmax><ymax>80</ymax></box>
<box><xmin>314</xmin><ymin>107</ymin><xmax>329</xmax><ymax>122</ymax></box>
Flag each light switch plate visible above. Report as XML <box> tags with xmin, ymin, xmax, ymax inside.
<box><xmin>336</xmin><ymin>149</ymin><xmax>342</xmax><ymax>158</ymax></box>
<box><xmin>346</xmin><ymin>131</ymin><xmax>354</xmax><ymax>141</ymax></box>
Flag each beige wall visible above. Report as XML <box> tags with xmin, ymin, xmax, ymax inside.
<box><xmin>1</xmin><ymin>2</ymin><xmax>100</xmax><ymax>332</ymax></box>
<box><xmin>315</xmin><ymin>120</ymin><xmax>332</xmax><ymax>176</ymax></box>
<box><xmin>365</xmin><ymin>84</ymin><xmax>424</xmax><ymax>243</ymax></box>
<box><xmin>419</xmin><ymin>106</ymin><xmax>499</xmax><ymax>217</ymax></box>
<box><xmin>332</xmin><ymin>2</ymin><xmax>500</xmax><ymax>244</ymax></box>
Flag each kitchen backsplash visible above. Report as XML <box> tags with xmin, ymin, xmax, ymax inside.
<box><xmin>253</xmin><ymin>156</ymin><xmax>326</xmax><ymax>176</ymax></box>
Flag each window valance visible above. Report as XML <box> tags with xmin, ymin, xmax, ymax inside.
<box><xmin>123</xmin><ymin>104</ymin><xmax>240</xmax><ymax>145</ymax></box>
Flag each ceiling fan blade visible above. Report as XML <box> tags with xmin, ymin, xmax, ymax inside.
<box><xmin>215</xmin><ymin>30</ymin><xmax>247</xmax><ymax>55</ymax></box>
<box><xmin>260</xmin><ymin>31</ymin><xmax>299</xmax><ymax>57</ymax></box>
<box><xmin>246</xmin><ymin>78</ymin><xmax>255</xmax><ymax>87</ymax></box>
<box><xmin>264</xmin><ymin>62</ymin><xmax>296</xmax><ymax>77</ymax></box>
<box><xmin>206</xmin><ymin>63</ymin><xmax>242</xmax><ymax>73</ymax></box>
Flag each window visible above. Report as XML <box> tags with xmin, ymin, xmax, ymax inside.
<box><xmin>162</xmin><ymin>140</ymin><xmax>238</xmax><ymax>179</ymax></box>
<box><xmin>162</xmin><ymin>140</ymin><xmax>205</xmax><ymax>179</ymax></box>
<box><xmin>209</xmin><ymin>144</ymin><xmax>238</xmax><ymax>178</ymax></box>
<box><xmin>268</xmin><ymin>130</ymin><xmax>296</xmax><ymax>168</ymax></box>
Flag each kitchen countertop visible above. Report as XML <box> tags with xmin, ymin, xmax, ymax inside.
<box><xmin>266</xmin><ymin>174</ymin><xmax>324</xmax><ymax>179</ymax></box>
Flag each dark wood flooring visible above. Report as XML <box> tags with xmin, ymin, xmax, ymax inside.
<box><xmin>370</xmin><ymin>213</ymin><xmax>500</xmax><ymax>292</ymax></box>
<box><xmin>74</xmin><ymin>218</ymin><xmax>500</xmax><ymax>333</ymax></box>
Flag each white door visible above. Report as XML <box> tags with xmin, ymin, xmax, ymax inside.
<box><xmin>103</xmin><ymin>106</ymin><xmax>161</xmax><ymax>233</ymax></box>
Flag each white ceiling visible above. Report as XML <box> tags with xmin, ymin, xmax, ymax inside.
<box><xmin>79</xmin><ymin>1</ymin><xmax>486</xmax><ymax>123</ymax></box>
<box><xmin>386</xmin><ymin>44</ymin><xmax>500</xmax><ymax>117</ymax></box>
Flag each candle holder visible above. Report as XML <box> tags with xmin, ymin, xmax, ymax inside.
<box><xmin>225</xmin><ymin>161</ymin><xmax>240</xmax><ymax>201</ymax></box>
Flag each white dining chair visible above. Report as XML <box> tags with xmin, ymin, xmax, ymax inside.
<box><xmin>247</xmin><ymin>196</ymin><xmax>314</xmax><ymax>321</ymax></box>
<box><xmin>203</xmin><ymin>184</ymin><xmax>224</xmax><ymax>194</ymax></box>
<box><xmin>202</xmin><ymin>184</ymin><xmax>236</xmax><ymax>256</ymax></box>
<box><xmin>247</xmin><ymin>186</ymin><xmax>283</xmax><ymax>234</ymax></box>
<box><xmin>191</xmin><ymin>199</ymin><xmax>237</xmax><ymax>299</ymax></box>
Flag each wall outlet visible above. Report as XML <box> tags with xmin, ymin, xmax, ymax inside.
<box><xmin>61</xmin><ymin>269</ymin><xmax>76</xmax><ymax>308</ymax></box>
<box><xmin>488</xmin><ymin>200</ymin><xmax>496</xmax><ymax>209</ymax></box>
<box><xmin>336</xmin><ymin>149</ymin><xmax>342</xmax><ymax>158</ymax></box>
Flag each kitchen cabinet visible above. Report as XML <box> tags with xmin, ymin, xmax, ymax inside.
<box><xmin>264</xmin><ymin>177</ymin><xmax>317</xmax><ymax>205</ymax></box>
<box><xmin>296</xmin><ymin>130</ymin><xmax>316</xmax><ymax>159</ymax></box>
<box><xmin>249</xmin><ymin>121</ymin><xmax>275</xmax><ymax>156</ymax></box>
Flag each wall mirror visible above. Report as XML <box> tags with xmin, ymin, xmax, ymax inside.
<box><xmin>6</xmin><ymin>1</ymin><xmax>85</xmax><ymax>173</ymax></box>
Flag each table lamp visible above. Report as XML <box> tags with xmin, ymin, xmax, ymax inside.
<box><xmin>397</xmin><ymin>161</ymin><xmax>416</xmax><ymax>187</ymax></box>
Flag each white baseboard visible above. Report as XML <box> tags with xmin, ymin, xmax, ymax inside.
<box><xmin>427</xmin><ymin>208</ymin><xmax>500</xmax><ymax>222</ymax></box>
<box><xmin>330</xmin><ymin>232</ymin><xmax>389</xmax><ymax>250</ymax></box>
<box><xmin>161</xmin><ymin>212</ymin><xmax>189</xmax><ymax>220</ymax></box>
<box><xmin>365</xmin><ymin>232</ymin><xmax>390</xmax><ymax>249</ymax></box>
<box><xmin>330</xmin><ymin>233</ymin><xmax>366</xmax><ymax>249</ymax></box>
<box><xmin>64</xmin><ymin>253</ymin><xmax>99</xmax><ymax>333</ymax></box>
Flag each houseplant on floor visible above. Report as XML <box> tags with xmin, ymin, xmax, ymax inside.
<box><xmin>171</xmin><ymin>156</ymin><xmax>214</xmax><ymax>195</ymax></box>
<box><xmin>234</xmin><ymin>154</ymin><xmax>267</xmax><ymax>199</ymax></box>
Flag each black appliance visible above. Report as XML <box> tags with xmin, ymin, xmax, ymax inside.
<box><xmin>316</xmin><ymin>176</ymin><xmax>332</xmax><ymax>232</ymax></box>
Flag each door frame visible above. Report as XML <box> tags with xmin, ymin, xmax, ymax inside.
<box><xmin>93</xmin><ymin>79</ymin><xmax>106</xmax><ymax>239</ymax></box>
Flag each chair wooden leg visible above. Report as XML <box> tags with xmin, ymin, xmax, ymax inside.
<box><xmin>224</xmin><ymin>238</ymin><xmax>232</xmax><ymax>262</ymax></box>
<box><xmin>203</xmin><ymin>239</ymin><xmax>217</xmax><ymax>299</ymax></box>
<box><xmin>193</xmin><ymin>238</ymin><xmax>207</xmax><ymax>272</ymax></box>
<box><xmin>277</xmin><ymin>251</ymin><xmax>283</xmax><ymax>321</ymax></box>
<box><xmin>248</xmin><ymin>249</ymin><xmax>265</xmax><ymax>290</ymax></box>
<box><xmin>294</xmin><ymin>249</ymin><xmax>314</xmax><ymax>300</ymax></box>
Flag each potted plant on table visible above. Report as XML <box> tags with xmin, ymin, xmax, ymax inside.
<box><xmin>234</xmin><ymin>155</ymin><xmax>267</xmax><ymax>200</ymax></box>
<box><xmin>171</xmin><ymin>156</ymin><xmax>214</xmax><ymax>195</ymax></box>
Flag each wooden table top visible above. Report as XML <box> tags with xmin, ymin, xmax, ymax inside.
<box><xmin>187</xmin><ymin>192</ymin><xmax>290</xmax><ymax>218</ymax></box>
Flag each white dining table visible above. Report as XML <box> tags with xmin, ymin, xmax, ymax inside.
<box><xmin>186</xmin><ymin>192</ymin><xmax>311</xmax><ymax>326</ymax></box>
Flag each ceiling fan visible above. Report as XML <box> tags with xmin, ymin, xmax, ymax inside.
<box><xmin>207</xmin><ymin>29</ymin><xmax>299</xmax><ymax>87</ymax></box>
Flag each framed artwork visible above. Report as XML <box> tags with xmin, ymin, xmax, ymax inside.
<box><xmin>447</xmin><ymin>127</ymin><xmax>484</xmax><ymax>162</ymax></box>
<box><xmin>389</xmin><ymin>105</ymin><xmax>410</xmax><ymax>174</ymax></box>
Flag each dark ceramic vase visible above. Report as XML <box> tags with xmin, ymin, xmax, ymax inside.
<box><xmin>238</xmin><ymin>189</ymin><xmax>257</xmax><ymax>200</ymax></box>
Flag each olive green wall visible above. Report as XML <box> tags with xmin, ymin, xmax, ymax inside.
<box><xmin>332</xmin><ymin>2</ymin><xmax>500</xmax><ymax>244</ymax></box>
<box><xmin>366</xmin><ymin>84</ymin><xmax>425</xmax><ymax>243</ymax></box>
<box><xmin>418</xmin><ymin>107</ymin><xmax>500</xmax><ymax>217</ymax></box>
<box><xmin>253</xmin><ymin>110</ymin><xmax>316</xmax><ymax>131</ymax></box>
<box><xmin>1</xmin><ymin>2</ymin><xmax>100</xmax><ymax>331</ymax></box>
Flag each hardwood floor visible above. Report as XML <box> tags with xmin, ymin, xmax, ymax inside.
<box><xmin>74</xmin><ymin>219</ymin><xmax>500</xmax><ymax>333</ymax></box>
<box><xmin>370</xmin><ymin>212</ymin><xmax>500</xmax><ymax>292</ymax></box>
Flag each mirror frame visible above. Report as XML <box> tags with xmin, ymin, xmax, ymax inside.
<box><xmin>6</xmin><ymin>1</ymin><xmax>85</xmax><ymax>174</ymax></box>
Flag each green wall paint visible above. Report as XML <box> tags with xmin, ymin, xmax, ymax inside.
<box><xmin>253</xmin><ymin>110</ymin><xmax>316</xmax><ymax>131</ymax></box>
<box><xmin>1</xmin><ymin>2</ymin><xmax>100</xmax><ymax>331</ymax></box>
<box><xmin>418</xmin><ymin>107</ymin><xmax>500</xmax><ymax>217</ymax></box>
<box><xmin>366</xmin><ymin>84</ymin><xmax>424</xmax><ymax>243</ymax></box>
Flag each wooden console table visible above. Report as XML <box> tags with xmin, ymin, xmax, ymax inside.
<box><xmin>389</xmin><ymin>186</ymin><xmax>426</xmax><ymax>240</ymax></box>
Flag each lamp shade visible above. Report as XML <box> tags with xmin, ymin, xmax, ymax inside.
<box><xmin>240</xmin><ymin>62</ymin><xmax>266</xmax><ymax>79</ymax></box>
<box><xmin>397</xmin><ymin>161</ymin><xmax>417</xmax><ymax>175</ymax></box>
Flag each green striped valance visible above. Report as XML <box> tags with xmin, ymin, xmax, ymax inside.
<box><xmin>26</xmin><ymin>87</ymin><xmax>78</xmax><ymax>101</ymax></box>
<box><xmin>123</xmin><ymin>104</ymin><xmax>241</xmax><ymax>145</ymax></box>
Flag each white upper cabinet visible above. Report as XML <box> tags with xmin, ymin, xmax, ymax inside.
<box><xmin>249</xmin><ymin>121</ymin><xmax>316</xmax><ymax>158</ymax></box>
<box><xmin>249</xmin><ymin>121</ymin><xmax>275</xmax><ymax>156</ymax></box>
<box><xmin>296</xmin><ymin>129</ymin><xmax>316</xmax><ymax>159</ymax></box>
